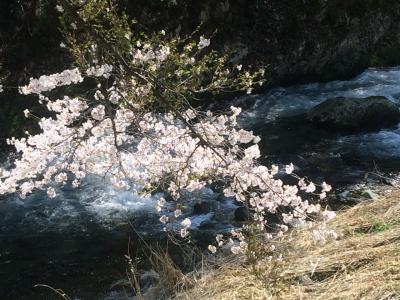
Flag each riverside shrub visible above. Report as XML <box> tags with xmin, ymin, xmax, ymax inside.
<box><xmin>0</xmin><ymin>0</ymin><xmax>335</xmax><ymax>255</ymax></box>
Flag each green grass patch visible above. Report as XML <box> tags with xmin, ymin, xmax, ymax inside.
<box><xmin>354</xmin><ymin>219</ymin><xmax>400</xmax><ymax>236</ymax></box>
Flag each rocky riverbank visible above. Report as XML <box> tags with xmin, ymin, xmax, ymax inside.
<box><xmin>176</xmin><ymin>186</ymin><xmax>400</xmax><ymax>300</ymax></box>
<box><xmin>127</xmin><ymin>0</ymin><xmax>400</xmax><ymax>84</ymax></box>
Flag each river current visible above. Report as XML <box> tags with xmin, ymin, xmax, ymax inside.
<box><xmin>2</xmin><ymin>67</ymin><xmax>400</xmax><ymax>299</ymax></box>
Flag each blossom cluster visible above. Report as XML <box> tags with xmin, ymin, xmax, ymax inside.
<box><xmin>19</xmin><ymin>68</ymin><xmax>83</xmax><ymax>95</ymax></box>
<box><xmin>1</xmin><ymin>20</ymin><xmax>334</xmax><ymax>255</ymax></box>
<box><xmin>197</xmin><ymin>36</ymin><xmax>211</xmax><ymax>49</ymax></box>
<box><xmin>86</xmin><ymin>64</ymin><xmax>113</xmax><ymax>78</ymax></box>
<box><xmin>0</xmin><ymin>65</ymin><xmax>334</xmax><ymax>255</ymax></box>
<box><xmin>131</xmin><ymin>44</ymin><xmax>171</xmax><ymax>64</ymax></box>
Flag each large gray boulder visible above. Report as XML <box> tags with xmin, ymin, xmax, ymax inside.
<box><xmin>307</xmin><ymin>96</ymin><xmax>400</xmax><ymax>131</ymax></box>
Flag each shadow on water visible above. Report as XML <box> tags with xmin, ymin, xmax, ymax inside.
<box><xmin>1</xmin><ymin>199</ymin><xmax>129</xmax><ymax>299</ymax></box>
<box><xmin>0</xmin><ymin>185</ymin><xmax>174</xmax><ymax>299</ymax></box>
<box><xmin>0</xmin><ymin>183</ymin><xmax>223</xmax><ymax>299</ymax></box>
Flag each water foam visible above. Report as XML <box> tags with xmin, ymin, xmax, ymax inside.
<box><xmin>242</xmin><ymin>66</ymin><xmax>400</xmax><ymax>123</ymax></box>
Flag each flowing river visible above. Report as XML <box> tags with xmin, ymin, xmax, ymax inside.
<box><xmin>1</xmin><ymin>67</ymin><xmax>400</xmax><ymax>299</ymax></box>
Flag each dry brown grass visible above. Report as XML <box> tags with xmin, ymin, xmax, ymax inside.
<box><xmin>177</xmin><ymin>189</ymin><xmax>400</xmax><ymax>300</ymax></box>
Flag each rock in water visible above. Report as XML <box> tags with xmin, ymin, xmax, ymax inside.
<box><xmin>193</xmin><ymin>201</ymin><xmax>212</xmax><ymax>215</ymax></box>
<box><xmin>307</xmin><ymin>96</ymin><xmax>400</xmax><ymax>131</ymax></box>
<box><xmin>234</xmin><ymin>206</ymin><xmax>251</xmax><ymax>222</ymax></box>
<box><xmin>362</xmin><ymin>189</ymin><xmax>379</xmax><ymax>200</ymax></box>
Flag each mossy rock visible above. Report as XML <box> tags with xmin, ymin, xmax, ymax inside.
<box><xmin>307</xmin><ymin>96</ymin><xmax>400</xmax><ymax>131</ymax></box>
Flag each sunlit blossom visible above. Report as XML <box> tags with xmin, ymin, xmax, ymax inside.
<box><xmin>197</xmin><ymin>36</ymin><xmax>210</xmax><ymax>49</ymax></box>
<box><xmin>0</xmin><ymin>32</ymin><xmax>336</xmax><ymax>257</ymax></box>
